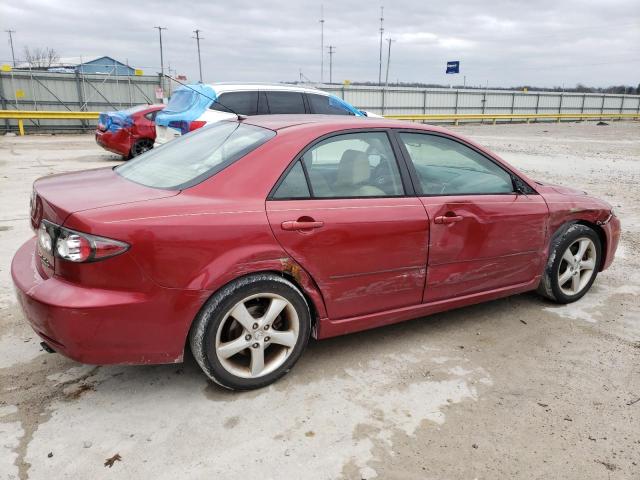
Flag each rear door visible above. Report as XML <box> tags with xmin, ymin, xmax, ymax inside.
<box><xmin>266</xmin><ymin>130</ymin><xmax>429</xmax><ymax>320</ymax></box>
<box><xmin>395</xmin><ymin>131</ymin><xmax>549</xmax><ymax>302</ymax></box>
<box><xmin>264</xmin><ymin>91</ymin><xmax>308</xmax><ymax>114</ymax></box>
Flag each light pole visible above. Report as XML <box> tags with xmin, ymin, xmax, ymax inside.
<box><xmin>5</xmin><ymin>30</ymin><xmax>16</xmax><ymax>67</ymax></box>
<box><xmin>384</xmin><ymin>37</ymin><xmax>394</xmax><ymax>88</ymax></box>
<box><xmin>320</xmin><ymin>5</ymin><xmax>325</xmax><ymax>83</ymax></box>
<box><xmin>193</xmin><ymin>29</ymin><xmax>203</xmax><ymax>82</ymax></box>
<box><xmin>327</xmin><ymin>45</ymin><xmax>335</xmax><ymax>84</ymax></box>
<box><xmin>154</xmin><ymin>26</ymin><xmax>167</xmax><ymax>92</ymax></box>
<box><xmin>378</xmin><ymin>7</ymin><xmax>384</xmax><ymax>85</ymax></box>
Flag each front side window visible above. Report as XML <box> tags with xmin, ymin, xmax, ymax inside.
<box><xmin>293</xmin><ymin>132</ymin><xmax>404</xmax><ymax>198</ymax></box>
<box><xmin>265</xmin><ymin>92</ymin><xmax>306</xmax><ymax>114</ymax></box>
<box><xmin>398</xmin><ymin>133</ymin><xmax>514</xmax><ymax>195</ymax></box>
<box><xmin>117</xmin><ymin>122</ymin><xmax>275</xmax><ymax>189</ymax></box>
<box><xmin>307</xmin><ymin>94</ymin><xmax>353</xmax><ymax>115</ymax></box>
<box><xmin>210</xmin><ymin>92</ymin><xmax>258</xmax><ymax>115</ymax></box>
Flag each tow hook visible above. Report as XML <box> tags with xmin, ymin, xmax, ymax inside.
<box><xmin>40</xmin><ymin>342</ymin><xmax>55</xmax><ymax>354</ymax></box>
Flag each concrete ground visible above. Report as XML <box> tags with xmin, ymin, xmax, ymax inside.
<box><xmin>0</xmin><ymin>121</ymin><xmax>638</xmax><ymax>480</ymax></box>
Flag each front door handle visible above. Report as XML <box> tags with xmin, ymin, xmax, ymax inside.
<box><xmin>434</xmin><ymin>215</ymin><xmax>463</xmax><ymax>224</ymax></box>
<box><xmin>281</xmin><ymin>220</ymin><xmax>324</xmax><ymax>231</ymax></box>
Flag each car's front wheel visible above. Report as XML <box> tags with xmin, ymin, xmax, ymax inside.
<box><xmin>538</xmin><ymin>224</ymin><xmax>602</xmax><ymax>303</ymax></box>
<box><xmin>189</xmin><ymin>274</ymin><xmax>311</xmax><ymax>390</ymax></box>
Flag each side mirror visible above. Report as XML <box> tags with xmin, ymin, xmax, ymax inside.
<box><xmin>513</xmin><ymin>176</ymin><xmax>532</xmax><ymax>195</ymax></box>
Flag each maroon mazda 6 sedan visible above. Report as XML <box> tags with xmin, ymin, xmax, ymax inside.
<box><xmin>12</xmin><ymin>115</ymin><xmax>620</xmax><ymax>390</ymax></box>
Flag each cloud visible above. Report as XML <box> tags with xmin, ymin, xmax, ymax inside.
<box><xmin>0</xmin><ymin>0</ymin><xmax>638</xmax><ymax>87</ymax></box>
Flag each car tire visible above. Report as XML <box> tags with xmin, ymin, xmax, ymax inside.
<box><xmin>130</xmin><ymin>138</ymin><xmax>154</xmax><ymax>158</ymax></box>
<box><xmin>189</xmin><ymin>273</ymin><xmax>311</xmax><ymax>390</ymax></box>
<box><xmin>537</xmin><ymin>224</ymin><xmax>602</xmax><ymax>304</ymax></box>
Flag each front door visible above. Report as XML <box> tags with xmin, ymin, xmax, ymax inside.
<box><xmin>395</xmin><ymin>131</ymin><xmax>548</xmax><ymax>302</ymax></box>
<box><xmin>266</xmin><ymin>130</ymin><xmax>429</xmax><ymax>319</ymax></box>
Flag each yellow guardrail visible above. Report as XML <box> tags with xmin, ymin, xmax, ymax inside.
<box><xmin>0</xmin><ymin>110</ymin><xmax>100</xmax><ymax>135</ymax></box>
<box><xmin>0</xmin><ymin>110</ymin><xmax>638</xmax><ymax>136</ymax></box>
<box><xmin>384</xmin><ymin>112</ymin><xmax>640</xmax><ymax>124</ymax></box>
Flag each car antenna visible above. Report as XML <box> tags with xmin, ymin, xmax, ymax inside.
<box><xmin>162</xmin><ymin>74</ymin><xmax>248</xmax><ymax>121</ymax></box>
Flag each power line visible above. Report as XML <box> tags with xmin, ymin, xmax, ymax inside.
<box><xmin>384</xmin><ymin>37</ymin><xmax>394</xmax><ymax>87</ymax></box>
<box><xmin>378</xmin><ymin>7</ymin><xmax>384</xmax><ymax>85</ymax></box>
<box><xmin>5</xmin><ymin>30</ymin><xmax>16</xmax><ymax>67</ymax></box>
<box><xmin>320</xmin><ymin>5</ymin><xmax>325</xmax><ymax>83</ymax></box>
<box><xmin>193</xmin><ymin>29</ymin><xmax>203</xmax><ymax>82</ymax></box>
<box><xmin>327</xmin><ymin>45</ymin><xmax>335</xmax><ymax>83</ymax></box>
<box><xmin>154</xmin><ymin>26</ymin><xmax>167</xmax><ymax>92</ymax></box>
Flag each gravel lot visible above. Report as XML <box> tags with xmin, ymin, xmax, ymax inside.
<box><xmin>0</xmin><ymin>121</ymin><xmax>638</xmax><ymax>480</ymax></box>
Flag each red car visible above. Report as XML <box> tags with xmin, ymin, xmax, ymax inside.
<box><xmin>12</xmin><ymin>116</ymin><xmax>620</xmax><ymax>390</ymax></box>
<box><xmin>95</xmin><ymin>104</ymin><xmax>165</xmax><ymax>159</ymax></box>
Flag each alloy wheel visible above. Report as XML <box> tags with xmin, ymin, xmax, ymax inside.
<box><xmin>557</xmin><ymin>237</ymin><xmax>597</xmax><ymax>296</ymax></box>
<box><xmin>215</xmin><ymin>293</ymin><xmax>300</xmax><ymax>378</ymax></box>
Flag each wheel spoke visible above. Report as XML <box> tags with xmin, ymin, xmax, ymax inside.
<box><xmin>250</xmin><ymin>346</ymin><xmax>265</xmax><ymax>376</ymax></box>
<box><xmin>562</xmin><ymin>249</ymin><xmax>575</xmax><ymax>265</ymax></box>
<box><xmin>571</xmin><ymin>273</ymin><xmax>580</xmax><ymax>294</ymax></box>
<box><xmin>229</xmin><ymin>302</ymin><xmax>256</xmax><ymax>331</ymax></box>
<box><xmin>262</xmin><ymin>298</ymin><xmax>288</xmax><ymax>326</ymax></box>
<box><xmin>580</xmin><ymin>258</ymin><xmax>595</xmax><ymax>271</ymax></box>
<box><xmin>576</xmin><ymin>239</ymin><xmax>590</xmax><ymax>261</ymax></box>
<box><xmin>268</xmin><ymin>329</ymin><xmax>297</xmax><ymax>348</ymax></box>
<box><xmin>558</xmin><ymin>269</ymin><xmax>573</xmax><ymax>285</ymax></box>
<box><xmin>218</xmin><ymin>336</ymin><xmax>251</xmax><ymax>359</ymax></box>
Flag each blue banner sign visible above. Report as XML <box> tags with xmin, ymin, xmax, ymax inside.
<box><xmin>446</xmin><ymin>61</ymin><xmax>460</xmax><ymax>74</ymax></box>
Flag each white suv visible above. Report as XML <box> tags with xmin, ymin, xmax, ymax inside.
<box><xmin>154</xmin><ymin>83</ymin><xmax>377</xmax><ymax>146</ymax></box>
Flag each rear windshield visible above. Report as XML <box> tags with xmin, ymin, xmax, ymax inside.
<box><xmin>116</xmin><ymin>122</ymin><xmax>275</xmax><ymax>189</ymax></box>
<box><xmin>165</xmin><ymin>90</ymin><xmax>196</xmax><ymax>112</ymax></box>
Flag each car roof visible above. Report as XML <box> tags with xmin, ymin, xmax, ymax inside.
<box><xmin>205</xmin><ymin>83</ymin><xmax>331</xmax><ymax>96</ymax></box>
<box><xmin>242</xmin><ymin>114</ymin><xmax>448</xmax><ymax>133</ymax></box>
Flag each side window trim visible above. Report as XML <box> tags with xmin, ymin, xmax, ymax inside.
<box><xmin>390</xmin><ymin>129</ymin><xmax>536</xmax><ymax>197</ymax></box>
<box><xmin>268</xmin><ymin>128</ymin><xmax>416</xmax><ymax>200</ymax></box>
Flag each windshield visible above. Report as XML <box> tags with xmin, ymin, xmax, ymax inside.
<box><xmin>116</xmin><ymin>122</ymin><xmax>275</xmax><ymax>189</ymax></box>
<box><xmin>165</xmin><ymin>90</ymin><xmax>196</xmax><ymax>112</ymax></box>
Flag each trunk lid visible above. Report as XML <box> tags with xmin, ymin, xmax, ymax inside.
<box><xmin>31</xmin><ymin>167</ymin><xmax>178</xmax><ymax>229</ymax></box>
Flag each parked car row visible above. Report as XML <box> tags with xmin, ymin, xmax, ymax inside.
<box><xmin>95</xmin><ymin>83</ymin><xmax>376</xmax><ymax>158</ymax></box>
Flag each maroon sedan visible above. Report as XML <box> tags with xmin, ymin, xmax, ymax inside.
<box><xmin>95</xmin><ymin>104</ymin><xmax>165</xmax><ymax>159</ymax></box>
<box><xmin>12</xmin><ymin>116</ymin><xmax>620</xmax><ymax>390</ymax></box>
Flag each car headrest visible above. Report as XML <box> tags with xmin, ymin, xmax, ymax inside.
<box><xmin>336</xmin><ymin>150</ymin><xmax>370</xmax><ymax>185</ymax></box>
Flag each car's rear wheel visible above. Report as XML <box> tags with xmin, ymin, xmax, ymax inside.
<box><xmin>189</xmin><ymin>274</ymin><xmax>311</xmax><ymax>390</ymax></box>
<box><xmin>538</xmin><ymin>224</ymin><xmax>601</xmax><ymax>303</ymax></box>
<box><xmin>130</xmin><ymin>138</ymin><xmax>154</xmax><ymax>158</ymax></box>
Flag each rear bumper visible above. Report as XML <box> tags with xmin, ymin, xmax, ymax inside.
<box><xmin>601</xmin><ymin>214</ymin><xmax>621</xmax><ymax>270</ymax></box>
<box><xmin>95</xmin><ymin>129</ymin><xmax>132</xmax><ymax>157</ymax></box>
<box><xmin>11</xmin><ymin>237</ymin><xmax>209</xmax><ymax>365</ymax></box>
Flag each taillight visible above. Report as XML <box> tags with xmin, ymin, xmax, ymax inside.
<box><xmin>189</xmin><ymin>120</ymin><xmax>206</xmax><ymax>131</ymax></box>
<box><xmin>39</xmin><ymin>221</ymin><xmax>129</xmax><ymax>263</ymax></box>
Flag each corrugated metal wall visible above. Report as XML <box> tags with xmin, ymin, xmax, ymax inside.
<box><xmin>319</xmin><ymin>84</ymin><xmax>640</xmax><ymax>118</ymax></box>
<box><xmin>1</xmin><ymin>71</ymin><xmax>639</xmax><ymax>132</ymax></box>
<box><xmin>0</xmin><ymin>70</ymin><xmax>160</xmax><ymax>131</ymax></box>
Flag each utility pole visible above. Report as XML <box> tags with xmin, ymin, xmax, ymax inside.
<box><xmin>378</xmin><ymin>7</ymin><xmax>384</xmax><ymax>85</ymax></box>
<box><xmin>193</xmin><ymin>29</ymin><xmax>203</xmax><ymax>82</ymax></box>
<box><xmin>5</xmin><ymin>30</ymin><xmax>16</xmax><ymax>67</ymax></box>
<box><xmin>320</xmin><ymin>5</ymin><xmax>325</xmax><ymax>83</ymax></box>
<box><xmin>327</xmin><ymin>45</ymin><xmax>335</xmax><ymax>84</ymax></box>
<box><xmin>154</xmin><ymin>26</ymin><xmax>167</xmax><ymax>93</ymax></box>
<box><xmin>384</xmin><ymin>38</ymin><xmax>394</xmax><ymax>87</ymax></box>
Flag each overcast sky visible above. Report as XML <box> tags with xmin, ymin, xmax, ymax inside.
<box><xmin>1</xmin><ymin>0</ymin><xmax>638</xmax><ymax>88</ymax></box>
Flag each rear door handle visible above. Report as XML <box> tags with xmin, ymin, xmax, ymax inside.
<box><xmin>281</xmin><ymin>220</ymin><xmax>325</xmax><ymax>231</ymax></box>
<box><xmin>434</xmin><ymin>215</ymin><xmax>463</xmax><ymax>224</ymax></box>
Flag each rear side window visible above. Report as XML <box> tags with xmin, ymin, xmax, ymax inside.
<box><xmin>117</xmin><ymin>122</ymin><xmax>275</xmax><ymax>189</ymax></box>
<box><xmin>307</xmin><ymin>94</ymin><xmax>353</xmax><ymax>115</ymax></box>
<box><xmin>144</xmin><ymin>111</ymin><xmax>159</xmax><ymax>121</ymax></box>
<box><xmin>210</xmin><ymin>92</ymin><xmax>259</xmax><ymax>115</ymax></box>
<box><xmin>265</xmin><ymin>92</ymin><xmax>306</xmax><ymax>114</ymax></box>
<box><xmin>273</xmin><ymin>161</ymin><xmax>310</xmax><ymax>199</ymax></box>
